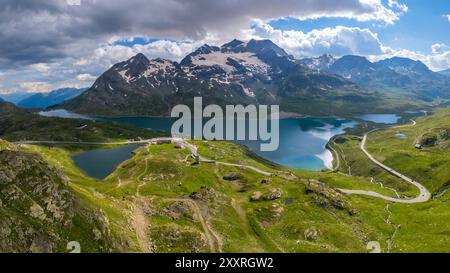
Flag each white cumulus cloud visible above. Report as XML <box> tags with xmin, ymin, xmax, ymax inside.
<box><xmin>245</xmin><ymin>22</ymin><xmax>389</xmax><ymax>58</ymax></box>
<box><xmin>246</xmin><ymin>22</ymin><xmax>450</xmax><ymax>71</ymax></box>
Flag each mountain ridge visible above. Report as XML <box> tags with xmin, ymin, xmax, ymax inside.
<box><xmin>61</xmin><ymin>39</ymin><xmax>435</xmax><ymax>116</ymax></box>
<box><xmin>301</xmin><ymin>54</ymin><xmax>450</xmax><ymax>100</ymax></box>
<box><xmin>63</xmin><ymin>39</ymin><xmax>365</xmax><ymax>116</ymax></box>
<box><xmin>17</xmin><ymin>88</ymin><xmax>86</xmax><ymax>109</ymax></box>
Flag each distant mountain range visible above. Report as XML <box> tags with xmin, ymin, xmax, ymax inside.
<box><xmin>61</xmin><ymin>39</ymin><xmax>447</xmax><ymax>116</ymax></box>
<box><xmin>63</xmin><ymin>39</ymin><xmax>392</xmax><ymax>116</ymax></box>
<box><xmin>300</xmin><ymin>55</ymin><xmax>450</xmax><ymax>101</ymax></box>
<box><xmin>17</xmin><ymin>88</ymin><xmax>86</xmax><ymax>109</ymax></box>
<box><xmin>0</xmin><ymin>93</ymin><xmax>33</xmax><ymax>104</ymax></box>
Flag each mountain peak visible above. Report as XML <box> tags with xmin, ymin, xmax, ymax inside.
<box><xmin>246</xmin><ymin>39</ymin><xmax>289</xmax><ymax>57</ymax></box>
<box><xmin>180</xmin><ymin>44</ymin><xmax>221</xmax><ymax>66</ymax></box>
<box><xmin>221</xmin><ymin>39</ymin><xmax>244</xmax><ymax>49</ymax></box>
<box><xmin>196</xmin><ymin>44</ymin><xmax>220</xmax><ymax>54</ymax></box>
<box><xmin>319</xmin><ymin>54</ymin><xmax>334</xmax><ymax>60</ymax></box>
<box><xmin>298</xmin><ymin>54</ymin><xmax>336</xmax><ymax>71</ymax></box>
<box><xmin>376</xmin><ymin>56</ymin><xmax>433</xmax><ymax>76</ymax></box>
<box><xmin>332</xmin><ymin>55</ymin><xmax>373</xmax><ymax>68</ymax></box>
<box><xmin>129</xmin><ymin>53</ymin><xmax>150</xmax><ymax>65</ymax></box>
<box><xmin>339</xmin><ymin>55</ymin><xmax>370</xmax><ymax>62</ymax></box>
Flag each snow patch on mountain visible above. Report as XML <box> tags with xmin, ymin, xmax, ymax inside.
<box><xmin>190</xmin><ymin>51</ymin><xmax>269</xmax><ymax>74</ymax></box>
<box><xmin>118</xmin><ymin>70</ymin><xmax>134</xmax><ymax>83</ymax></box>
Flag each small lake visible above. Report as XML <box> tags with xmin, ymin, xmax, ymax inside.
<box><xmin>395</xmin><ymin>133</ymin><xmax>407</xmax><ymax>139</ymax></box>
<box><xmin>358</xmin><ymin>114</ymin><xmax>401</xmax><ymax>124</ymax></box>
<box><xmin>41</xmin><ymin>110</ymin><xmax>356</xmax><ymax>172</ymax></box>
<box><xmin>72</xmin><ymin>144</ymin><xmax>142</xmax><ymax>180</ymax></box>
<box><xmin>39</xmin><ymin>109</ymin><xmax>94</xmax><ymax>120</ymax></box>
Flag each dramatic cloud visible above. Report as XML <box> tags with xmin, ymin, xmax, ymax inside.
<box><xmin>380</xmin><ymin>44</ymin><xmax>450</xmax><ymax>71</ymax></box>
<box><xmin>0</xmin><ymin>0</ymin><xmax>407</xmax><ymax>68</ymax></box>
<box><xmin>445</xmin><ymin>14</ymin><xmax>450</xmax><ymax>23</ymax></box>
<box><xmin>0</xmin><ymin>39</ymin><xmax>204</xmax><ymax>94</ymax></box>
<box><xmin>246</xmin><ymin>22</ymin><xmax>389</xmax><ymax>57</ymax></box>
<box><xmin>246</xmin><ymin>22</ymin><xmax>450</xmax><ymax>71</ymax></box>
<box><xmin>76</xmin><ymin>73</ymin><xmax>97</xmax><ymax>81</ymax></box>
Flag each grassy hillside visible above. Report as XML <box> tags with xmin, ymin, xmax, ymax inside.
<box><xmin>280</xmin><ymin>92</ymin><xmax>425</xmax><ymax>117</ymax></box>
<box><xmin>23</xmin><ymin>140</ymin><xmax>395</xmax><ymax>253</ymax></box>
<box><xmin>331</xmin><ymin>107</ymin><xmax>450</xmax><ymax>252</ymax></box>
<box><xmin>0</xmin><ymin>101</ymin><xmax>166</xmax><ymax>143</ymax></box>
<box><xmin>2</xmin><ymin>102</ymin><xmax>450</xmax><ymax>253</ymax></box>
<box><xmin>0</xmin><ymin>140</ymin><xmax>115</xmax><ymax>252</ymax></box>
<box><xmin>365</xmin><ymin>108</ymin><xmax>450</xmax><ymax>194</ymax></box>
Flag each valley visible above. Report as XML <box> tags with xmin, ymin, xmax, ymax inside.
<box><xmin>1</xmin><ymin>38</ymin><xmax>450</xmax><ymax>254</ymax></box>
<box><xmin>2</xmin><ymin>99</ymin><xmax>450</xmax><ymax>252</ymax></box>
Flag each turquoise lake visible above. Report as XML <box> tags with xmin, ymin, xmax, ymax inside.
<box><xmin>358</xmin><ymin>114</ymin><xmax>401</xmax><ymax>124</ymax></box>
<box><xmin>40</xmin><ymin>110</ymin><xmax>359</xmax><ymax>174</ymax></box>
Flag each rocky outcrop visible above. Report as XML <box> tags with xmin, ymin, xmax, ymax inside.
<box><xmin>190</xmin><ymin>186</ymin><xmax>217</xmax><ymax>202</ymax></box>
<box><xmin>0</xmin><ymin>140</ymin><xmax>113</xmax><ymax>253</ymax></box>
<box><xmin>223</xmin><ymin>172</ymin><xmax>242</xmax><ymax>181</ymax></box>
<box><xmin>250</xmin><ymin>188</ymin><xmax>282</xmax><ymax>202</ymax></box>
<box><xmin>165</xmin><ymin>200</ymin><xmax>195</xmax><ymax>220</ymax></box>
<box><xmin>305</xmin><ymin>179</ymin><xmax>358</xmax><ymax>216</ymax></box>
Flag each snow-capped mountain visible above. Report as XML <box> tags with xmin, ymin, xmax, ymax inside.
<box><xmin>298</xmin><ymin>54</ymin><xmax>450</xmax><ymax>100</ymax></box>
<box><xmin>298</xmin><ymin>54</ymin><xmax>336</xmax><ymax>71</ymax></box>
<box><xmin>63</xmin><ymin>39</ymin><xmax>357</xmax><ymax>116</ymax></box>
<box><xmin>375</xmin><ymin>57</ymin><xmax>437</xmax><ymax>79</ymax></box>
<box><xmin>62</xmin><ymin>38</ymin><xmax>450</xmax><ymax>117</ymax></box>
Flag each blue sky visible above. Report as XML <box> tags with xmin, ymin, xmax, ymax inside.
<box><xmin>113</xmin><ymin>0</ymin><xmax>449</xmax><ymax>55</ymax></box>
<box><xmin>0</xmin><ymin>0</ymin><xmax>449</xmax><ymax>94</ymax></box>
<box><xmin>270</xmin><ymin>0</ymin><xmax>450</xmax><ymax>54</ymax></box>
<box><xmin>112</xmin><ymin>0</ymin><xmax>450</xmax><ymax>67</ymax></box>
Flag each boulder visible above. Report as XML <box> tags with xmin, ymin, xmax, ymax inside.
<box><xmin>190</xmin><ymin>186</ymin><xmax>217</xmax><ymax>202</ymax></box>
<box><xmin>250</xmin><ymin>191</ymin><xmax>263</xmax><ymax>202</ymax></box>
<box><xmin>264</xmin><ymin>189</ymin><xmax>282</xmax><ymax>201</ymax></box>
<box><xmin>304</xmin><ymin>227</ymin><xmax>319</xmax><ymax>242</ymax></box>
<box><xmin>223</xmin><ymin>172</ymin><xmax>241</xmax><ymax>181</ymax></box>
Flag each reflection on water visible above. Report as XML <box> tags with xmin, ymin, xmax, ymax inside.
<box><xmin>38</xmin><ymin>109</ymin><xmax>94</xmax><ymax>120</ymax></box>
<box><xmin>72</xmin><ymin>144</ymin><xmax>142</xmax><ymax>180</ymax></box>
<box><xmin>358</xmin><ymin>114</ymin><xmax>401</xmax><ymax>124</ymax></box>
<box><xmin>40</xmin><ymin>110</ymin><xmax>356</xmax><ymax>171</ymax></box>
<box><xmin>236</xmin><ymin>117</ymin><xmax>356</xmax><ymax>170</ymax></box>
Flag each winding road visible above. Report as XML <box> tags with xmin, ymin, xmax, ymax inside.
<box><xmin>17</xmin><ymin>126</ymin><xmax>431</xmax><ymax>203</ymax></box>
<box><xmin>338</xmin><ymin>120</ymin><xmax>431</xmax><ymax>203</ymax></box>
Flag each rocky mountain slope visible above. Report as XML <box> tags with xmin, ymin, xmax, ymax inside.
<box><xmin>63</xmin><ymin>39</ymin><xmax>380</xmax><ymax>116</ymax></box>
<box><xmin>0</xmin><ymin>140</ymin><xmax>114</xmax><ymax>252</ymax></box>
<box><xmin>301</xmin><ymin>54</ymin><xmax>450</xmax><ymax>101</ymax></box>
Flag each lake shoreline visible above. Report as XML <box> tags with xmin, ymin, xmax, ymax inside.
<box><xmin>38</xmin><ymin>110</ymin><xmax>364</xmax><ymax>172</ymax></box>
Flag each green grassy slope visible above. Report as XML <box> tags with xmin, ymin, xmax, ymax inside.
<box><xmin>366</xmin><ymin>108</ymin><xmax>450</xmax><ymax>194</ymax></box>
<box><xmin>0</xmin><ymin>101</ymin><xmax>166</xmax><ymax>143</ymax></box>
<box><xmin>27</xmin><ymin>141</ymin><xmax>394</xmax><ymax>253</ymax></box>
<box><xmin>331</xmin><ymin>107</ymin><xmax>450</xmax><ymax>252</ymax></box>
<box><xmin>0</xmin><ymin>140</ymin><xmax>115</xmax><ymax>253</ymax></box>
<box><xmin>2</xmin><ymin>103</ymin><xmax>450</xmax><ymax>253</ymax></box>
